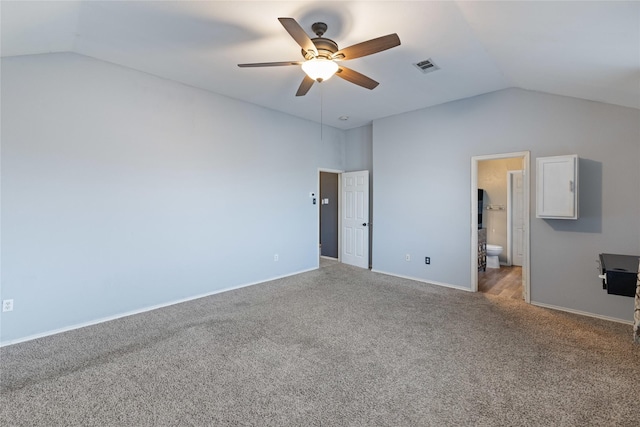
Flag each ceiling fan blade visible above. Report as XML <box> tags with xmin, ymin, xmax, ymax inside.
<box><xmin>296</xmin><ymin>75</ymin><xmax>315</xmax><ymax>97</ymax></box>
<box><xmin>238</xmin><ymin>61</ymin><xmax>302</xmax><ymax>67</ymax></box>
<box><xmin>336</xmin><ymin>66</ymin><xmax>379</xmax><ymax>90</ymax></box>
<box><xmin>278</xmin><ymin>17</ymin><xmax>318</xmax><ymax>57</ymax></box>
<box><xmin>332</xmin><ymin>33</ymin><xmax>400</xmax><ymax>60</ymax></box>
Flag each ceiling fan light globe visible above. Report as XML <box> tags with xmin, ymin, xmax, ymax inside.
<box><xmin>302</xmin><ymin>59</ymin><xmax>339</xmax><ymax>82</ymax></box>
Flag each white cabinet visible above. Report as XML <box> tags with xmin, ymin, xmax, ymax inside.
<box><xmin>536</xmin><ymin>155</ymin><xmax>578</xmax><ymax>219</ymax></box>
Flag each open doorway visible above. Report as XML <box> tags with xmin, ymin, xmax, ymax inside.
<box><xmin>317</xmin><ymin>169</ymin><xmax>370</xmax><ymax>269</ymax></box>
<box><xmin>471</xmin><ymin>152</ymin><xmax>531</xmax><ymax>302</ymax></box>
<box><xmin>319</xmin><ymin>171</ymin><xmax>340</xmax><ymax>262</ymax></box>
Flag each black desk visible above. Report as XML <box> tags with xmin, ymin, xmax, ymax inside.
<box><xmin>599</xmin><ymin>253</ymin><xmax>639</xmax><ymax>297</ymax></box>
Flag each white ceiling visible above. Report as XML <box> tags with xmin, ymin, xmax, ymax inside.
<box><xmin>2</xmin><ymin>1</ymin><xmax>639</xmax><ymax>130</ymax></box>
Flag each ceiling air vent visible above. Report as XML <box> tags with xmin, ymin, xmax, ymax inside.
<box><xmin>413</xmin><ymin>58</ymin><xmax>439</xmax><ymax>74</ymax></box>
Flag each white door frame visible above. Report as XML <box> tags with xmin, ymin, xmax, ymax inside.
<box><xmin>507</xmin><ymin>170</ymin><xmax>524</xmax><ymax>267</ymax></box>
<box><xmin>471</xmin><ymin>152</ymin><xmax>531</xmax><ymax>303</ymax></box>
<box><xmin>317</xmin><ymin>168</ymin><xmax>343</xmax><ymax>265</ymax></box>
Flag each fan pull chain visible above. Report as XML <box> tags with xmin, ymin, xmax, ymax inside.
<box><xmin>320</xmin><ymin>82</ymin><xmax>324</xmax><ymax>140</ymax></box>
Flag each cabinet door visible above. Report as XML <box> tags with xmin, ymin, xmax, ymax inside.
<box><xmin>536</xmin><ymin>155</ymin><xmax>578</xmax><ymax>219</ymax></box>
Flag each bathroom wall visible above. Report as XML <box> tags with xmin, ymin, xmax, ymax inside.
<box><xmin>478</xmin><ymin>158</ymin><xmax>524</xmax><ymax>264</ymax></box>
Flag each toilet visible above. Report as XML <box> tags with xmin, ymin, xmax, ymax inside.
<box><xmin>486</xmin><ymin>244</ymin><xmax>503</xmax><ymax>269</ymax></box>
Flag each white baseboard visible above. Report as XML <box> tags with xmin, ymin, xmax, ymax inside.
<box><xmin>371</xmin><ymin>271</ymin><xmax>633</xmax><ymax>325</ymax></box>
<box><xmin>6</xmin><ymin>267</ymin><xmax>629</xmax><ymax>347</ymax></box>
<box><xmin>0</xmin><ymin>267</ymin><xmax>318</xmax><ymax>348</ymax></box>
<box><xmin>371</xmin><ymin>269</ymin><xmax>472</xmax><ymax>292</ymax></box>
<box><xmin>530</xmin><ymin>301</ymin><xmax>633</xmax><ymax>325</ymax></box>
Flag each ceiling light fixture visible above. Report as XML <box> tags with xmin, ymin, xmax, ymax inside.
<box><xmin>301</xmin><ymin>59</ymin><xmax>339</xmax><ymax>82</ymax></box>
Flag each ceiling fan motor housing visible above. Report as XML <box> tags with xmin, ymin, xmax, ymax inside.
<box><xmin>302</xmin><ymin>23</ymin><xmax>338</xmax><ymax>60</ymax></box>
<box><xmin>303</xmin><ymin>38</ymin><xmax>339</xmax><ymax>60</ymax></box>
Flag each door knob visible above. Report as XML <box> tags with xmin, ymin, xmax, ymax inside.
<box><xmin>362</xmin><ymin>223</ymin><xmax>367</xmax><ymax>226</ymax></box>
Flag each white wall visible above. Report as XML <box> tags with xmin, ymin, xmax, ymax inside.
<box><xmin>0</xmin><ymin>53</ymin><xmax>346</xmax><ymax>343</ymax></box>
<box><xmin>372</xmin><ymin>88</ymin><xmax>640</xmax><ymax>322</ymax></box>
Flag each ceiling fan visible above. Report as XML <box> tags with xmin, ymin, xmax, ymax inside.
<box><xmin>238</xmin><ymin>18</ymin><xmax>401</xmax><ymax>96</ymax></box>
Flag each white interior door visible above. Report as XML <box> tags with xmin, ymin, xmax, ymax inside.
<box><xmin>342</xmin><ymin>171</ymin><xmax>369</xmax><ymax>269</ymax></box>
<box><xmin>510</xmin><ymin>171</ymin><xmax>524</xmax><ymax>267</ymax></box>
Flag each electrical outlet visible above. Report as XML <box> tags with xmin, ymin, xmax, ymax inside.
<box><xmin>2</xmin><ymin>299</ymin><xmax>14</xmax><ymax>312</ymax></box>
<box><xmin>405</xmin><ymin>254</ymin><xmax>411</xmax><ymax>261</ymax></box>
<box><xmin>274</xmin><ymin>254</ymin><xmax>279</xmax><ymax>262</ymax></box>
<box><xmin>425</xmin><ymin>257</ymin><xmax>431</xmax><ymax>265</ymax></box>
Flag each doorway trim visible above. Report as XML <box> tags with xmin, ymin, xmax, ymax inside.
<box><xmin>471</xmin><ymin>151</ymin><xmax>531</xmax><ymax>303</ymax></box>
<box><xmin>506</xmin><ymin>170</ymin><xmax>524</xmax><ymax>267</ymax></box>
<box><xmin>318</xmin><ymin>168</ymin><xmax>343</xmax><ymax>266</ymax></box>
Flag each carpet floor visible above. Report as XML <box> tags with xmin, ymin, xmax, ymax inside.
<box><xmin>1</xmin><ymin>262</ymin><xmax>639</xmax><ymax>426</ymax></box>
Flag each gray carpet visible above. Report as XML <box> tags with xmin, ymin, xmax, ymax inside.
<box><xmin>1</xmin><ymin>262</ymin><xmax>639</xmax><ymax>426</ymax></box>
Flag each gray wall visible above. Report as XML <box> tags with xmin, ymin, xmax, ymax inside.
<box><xmin>345</xmin><ymin>125</ymin><xmax>373</xmax><ymax>172</ymax></box>
<box><xmin>345</xmin><ymin>125</ymin><xmax>374</xmax><ymax>267</ymax></box>
<box><xmin>1</xmin><ymin>53</ymin><xmax>346</xmax><ymax>343</ymax></box>
<box><xmin>372</xmin><ymin>88</ymin><xmax>640</xmax><ymax>321</ymax></box>
<box><xmin>3</xmin><ymin>53</ymin><xmax>637</xmax><ymax>344</ymax></box>
<box><xmin>320</xmin><ymin>172</ymin><xmax>338</xmax><ymax>258</ymax></box>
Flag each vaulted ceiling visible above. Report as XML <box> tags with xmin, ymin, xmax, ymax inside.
<box><xmin>2</xmin><ymin>1</ymin><xmax>639</xmax><ymax>129</ymax></box>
